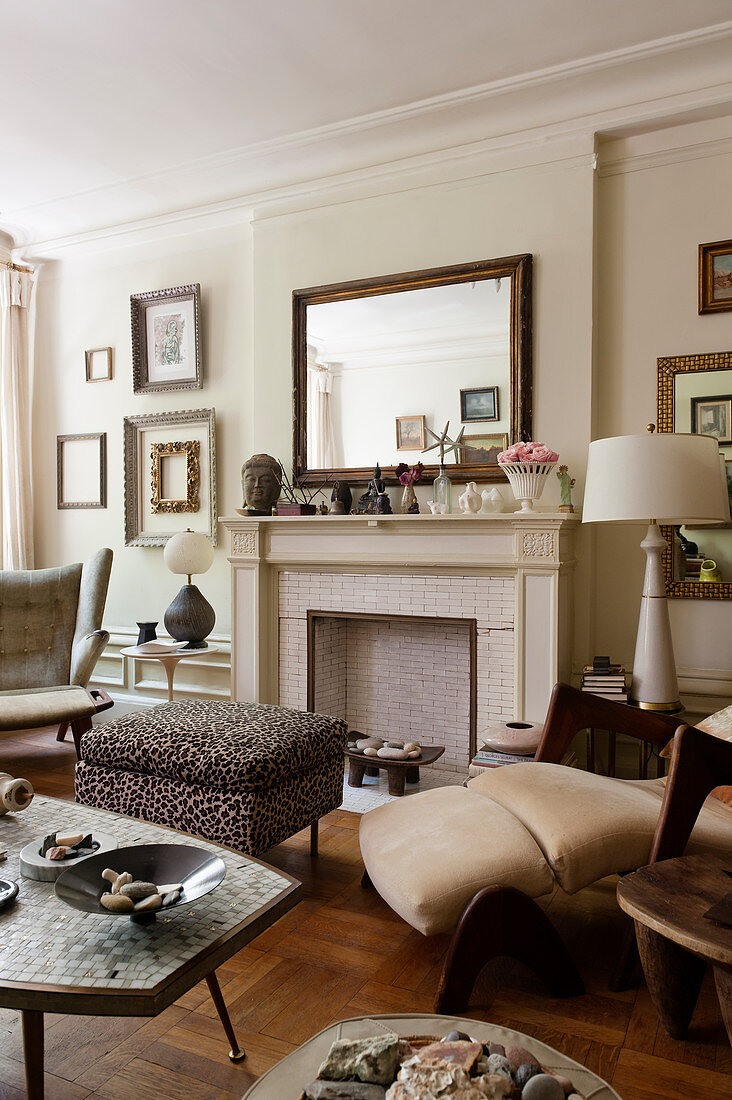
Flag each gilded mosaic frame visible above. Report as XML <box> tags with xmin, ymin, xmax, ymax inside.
<box><xmin>657</xmin><ymin>350</ymin><xmax>732</xmax><ymax>600</ymax></box>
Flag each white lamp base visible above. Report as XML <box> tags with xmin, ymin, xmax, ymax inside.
<box><xmin>630</xmin><ymin>522</ymin><xmax>682</xmax><ymax>714</ymax></box>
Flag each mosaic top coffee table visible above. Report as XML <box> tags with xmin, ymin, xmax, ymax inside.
<box><xmin>0</xmin><ymin>795</ymin><xmax>301</xmax><ymax>1099</ymax></box>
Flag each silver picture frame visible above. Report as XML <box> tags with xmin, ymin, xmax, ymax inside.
<box><xmin>123</xmin><ymin>408</ymin><xmax>217</xmax><ymax>546</ymax></box>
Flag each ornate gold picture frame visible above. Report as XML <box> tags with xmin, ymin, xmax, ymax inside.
<box><xmin>150</xmin><ymin>440</ymin><xmax>200</xmax><ymax>513</ymax></box>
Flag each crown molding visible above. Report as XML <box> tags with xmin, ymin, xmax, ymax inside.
<box><xmin>598</xmin><ymin>128</ymin><xmax>732</xmax><ymax>176</ymax></box>
<box><xmin>8</xmin><ymin>21</ymin><xmax>732</xmax><ymax>256</ymax></box>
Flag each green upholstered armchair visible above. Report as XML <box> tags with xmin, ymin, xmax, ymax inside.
<box><xmin>0</xmin><ymin>548</ymin><xmax>114</xmax><ymax>754</ymax></box>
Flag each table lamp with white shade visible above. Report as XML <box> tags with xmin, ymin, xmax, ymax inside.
<box><xmin>583</xmin><ymin>426</ymin><xmax>730</xmax><ymax>713</ymax></box>
<box><xmin>163</xmin><ymin>529</ymin><xmax>215</xmax><ymax>649</ymax></box>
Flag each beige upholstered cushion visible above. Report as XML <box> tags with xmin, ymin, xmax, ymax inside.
<box><xmin>358</xmin><ymin>785</ymin><xmax>555</xmax><ymax>935</ymax></box>
<box><xmin>0</xmin><ymin>563</ymin><xmax>82</xmax><ymax>690</ymax></box>
<box><xmin>0</xmin><ymin>686</ymin><xmax>95</xmax><ymax>731</ymax></box>
<box><xmin>470</xmin><ymin>763</ymin><xmax>731</xmax><ymax>894</ymax></box>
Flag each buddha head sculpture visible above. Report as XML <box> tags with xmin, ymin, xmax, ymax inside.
<box><xmin>241</xmin><ymin>454</ymin><xmax>282</xmax><ymax>514</ymax></box>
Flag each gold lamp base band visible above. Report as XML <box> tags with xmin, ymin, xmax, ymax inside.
<box><xmin>629</xmin><ymin>698</ymin><xmax>683</xmax><ymax>714</ymax></box>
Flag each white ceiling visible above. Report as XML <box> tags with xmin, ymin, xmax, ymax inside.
<box><xmin>3</xmin><ymin>0</ymin><xmax>732</xmax><ymax>246</ymax></box>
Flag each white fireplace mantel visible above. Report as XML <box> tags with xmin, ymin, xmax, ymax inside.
<box><xmin>221</xmin><ymin>512</ymin><xmax>579</xmax><ymax>729</ymax></box>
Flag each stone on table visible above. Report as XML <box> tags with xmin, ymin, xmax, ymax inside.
<box><xmin>521</xmin><ymin>1075</ymin><xmax>566</xmax><ymax>1100</ymax></box>
<box><xmin>304</xmin><ymin>1083</ymin><xmax>386</xmax><ymax>1099</ymax></box>
<box><xmin>318</xmin><ymin>1036</ymin><xmax>400</xmax><ymax>1086</ymax></box>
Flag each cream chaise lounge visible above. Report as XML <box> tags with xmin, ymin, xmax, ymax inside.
<box><xmin>359</xmin><ymin>683</ymin><xmax>732</xmax><ymax>1012</ymax></box>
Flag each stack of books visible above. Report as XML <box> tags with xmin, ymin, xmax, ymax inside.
<box><xmin>683</xmin><ymin>555</ymin><xmax>705</xmax><ymax>579</ymax></box>
<box><xmin>468</xmin><ymin>746</ymin><xmax>576</xmax><ymax>777</ymax></box>
<box><xmin>581</xmin><ymin>656</ymin><xmax>628</xmax><ymax>703</ymax></box>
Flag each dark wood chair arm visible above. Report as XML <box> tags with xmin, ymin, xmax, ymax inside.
<box><xmin>649</xmin><ymin>724</ymin><xmax>732</xmax><ymax>864</ymax></box>
<box><xmin>535</xmin><ymin>683</ymin><xmax>680</xmax><ymax>765</ymax></box>
<box><xmin>88</xmin><ymin>688</ymin><xmax>114</xmax><ymax>715</ymax></box>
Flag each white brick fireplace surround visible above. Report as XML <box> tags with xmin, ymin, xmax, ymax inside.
<box><xmin>221</xmin><ymin>514</ymin><xmax>578</xmax><ymax>769</ymax></box>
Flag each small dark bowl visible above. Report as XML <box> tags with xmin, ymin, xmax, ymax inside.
<box><xmin>55</xmin><ymin>843</ymin><xmax>225</xmax><ymax>921</ymax></box>
<box><xmin>0</xmin><ymin>878</ymin><xmax>19</xmax><ymax>912</ymax></box>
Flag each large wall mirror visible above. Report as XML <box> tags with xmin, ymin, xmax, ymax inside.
<box><xmin>658</xmin><ymin>350</ymin><xmax>732</xmax><ymax>600</ymax></box>
<box><xmin>293</xmin><ymin>255</ymin><xmax>532</xmax><ymax>485</ymax></box>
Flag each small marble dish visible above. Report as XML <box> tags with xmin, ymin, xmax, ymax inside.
<box><xmin>55</xmin><ymin>843</ymin><xmax>226</xmax><ymax>923</ymax></box>
<box><xmin>132</xmin><ymin>640</ymin><xmax>189</xmax><ymax>655</ymax></box>
<box><xmin>0</xmin><ymin>877</ymin><xmax>19</xmax><ymax>912</ymax></box>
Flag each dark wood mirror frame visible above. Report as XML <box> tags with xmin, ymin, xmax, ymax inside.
<box><xmin>293</xmin><ymin>254</ymin><xmax>533</xmax><ymax>485</ymax></box>
<box><xmin>658</xmin><ymin>350</ymin><xmax>732</xmax><ymax>600</ymax></box>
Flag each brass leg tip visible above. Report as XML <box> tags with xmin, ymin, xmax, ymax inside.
<box><xmin>229</xmin><ymin>1049</ymin><xmax>247</xmax><ymax>1063</ymax></box>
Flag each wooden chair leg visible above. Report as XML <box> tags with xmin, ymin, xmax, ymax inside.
<box><xmin>70</xmin><ymin>716</ymin><xmax>92</xmax><ymax>759</ymax></box>
<box><xmin>310</xmin><ymin>820</ymin><xmax>318</xmax><ymax>857</ymax></box>
<box><xmin>435</xmin><ymin>885</ymin><xmax>585</xmax><ymax>1014</ymax></box>
<box><xmin>609</xmin><ymin>917</ymin><xmax>641</xmax><ymax>991</ymax></box>
<box><xmin>361</xmin><ymin>868</ymin><xmax>373</xmax><ymax>888</ymax></box>
<box><xmin>56</xmin><ymin>721</ymin><xmax>69</xmax><ymax>743</ymax></box>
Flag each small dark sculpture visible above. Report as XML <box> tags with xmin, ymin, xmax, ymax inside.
<box><xmin>330</xmin><ymin>480</ymin><xmax>352</xmax><ymax>516</ymax></box>
<box><xmin>375</xmin><ymin>490</ymin><xmax>392</xmax><ymax>515</ymax></box>
<box><xmin>677</xmin><ymin>529</ymin><xmax>699</xmax><ymax>557</ymax></box>
<box><xmin>355</xmin><ymin>463</ymin><xmax>388</xmax><ymax>515</ymax></box>
<box><xmin>241</xmin><ymin>454</ymin><xmax>282</xmax><ymax>515</ymax></box>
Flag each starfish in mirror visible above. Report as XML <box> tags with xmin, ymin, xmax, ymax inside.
<box><xmin>421</xmin><ymin>420</ymin><xmax>465</xmax><ymax>464</ymax></box>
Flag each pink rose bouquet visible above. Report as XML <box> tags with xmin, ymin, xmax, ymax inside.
<box><xmin>497</xmin><ymin>441</ymin><xmax>559</xmax><ymax>464</ymax></box>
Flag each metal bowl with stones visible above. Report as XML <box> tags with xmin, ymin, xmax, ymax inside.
<box><xmin>0</xmin><ymin>878</ymin><xmax>19</xmax><ymax>912</ymax></box>
<box><xmin>55</xmin><ymin>843</ymin><xmax>226</xmax><ymax>922</ymax></box>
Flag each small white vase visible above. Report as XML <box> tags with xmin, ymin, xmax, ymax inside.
<box><xmin>458</xmin><ymin>482</ymin><xmax>482</xmax><ymax>514</ymax></box>
<box><xmin>0</xmin><ymin>772</ymin><xmax>34</xmax><ymax>815</ymax></box>
<box><xmin>481</xmin><ymin>488</ymin><xmax>505</xmax><ymax>513</ymax></box>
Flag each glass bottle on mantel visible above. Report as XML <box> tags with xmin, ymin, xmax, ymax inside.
<box><xmin>433</xmin><ymin>465</ymin><xmax>452</xmax><ymax>513</ymax></box>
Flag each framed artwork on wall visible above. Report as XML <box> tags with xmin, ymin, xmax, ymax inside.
<box><xmin>698</xmin><ymin>239</ymin><xmax>732</xmax><ymax>314</ymax></box>
<box><xmin>458</xmin><ymin>432</ymin><xmax>508</xmax><ymax>464</ymax></box>
<box><xmin>85</xmin><ymin>347</ymin><xmax>113</xmax><ymax>382</ymax></box>
<box><xmin>691</xmin><ymin>394</ymin><xmax>732</xmax><ymax>446</ymax></box>
<box><xmin>57</xmin><ymin>433</ymin><xmax>107</xmax><ymax>509</ymax></box>
<box><xmin>395</xmin><ymin>414</ymin><xmax>425</xmax><ymax>451</ymax></box>
<box><xmin>124</xmin><ymin>408</ymin><xmax>216</xmax><ymax>545</ymax></box>
<box><xmin>130</xmin><ymin>284</ymin><xmax>202</xmax><ymax>393</ymax></box>
<box><xmin>460</xmin><ymin>386</ymin><xmax>499</xmax><ymax>422</ymax></box>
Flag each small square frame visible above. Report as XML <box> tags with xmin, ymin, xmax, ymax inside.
<box><xmin>395</xmin><ymin>414</ymin><xmax>425</xmax><ymax>451</ymax></box>
<box><xmin>85</xmin><ymin>347</ymin><xmax>113</xmax><ymax>383</ymax></box>
<box><xmin>460</xmin><ymin>386</ymin><xmax>499</xmax><ymax>422</ymax></box>
<box><xmin>699</xmin><ymin>239</ymin><xmax>732</xmax><ymax>314</ymax></box>
<box><xmin>57</xmin><ymin>433</ymin><xmax>107</xmax><ymax>509</ymax></box>
<box><xmin>150</xmin><ymin>440</ymin><xmax>201</xmax><ymax>513</ymax></box>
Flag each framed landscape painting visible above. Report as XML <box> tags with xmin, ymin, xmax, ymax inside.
<box><xmin>458</xmin><ymin>432</ymin><xmax>508</xmax><ymax>465</ymax></box>
<box><xmin>698</xmin><ymin>240</ymin><xmax>732</xmax><ymax>314</ymax></box>
<box><xmin>395</xmin><ymin>414</ymin><xmax>425</xmax><ymax>451</ymax></box>
<box><xmin>130</xmin><ymin>284</ymin><xmax>202</xmax><ymax>393</ymax></box>
<box><xmin>460</xmin><ymin>386</ymin><xmax>499</xmax><ymax>422</ymax></box>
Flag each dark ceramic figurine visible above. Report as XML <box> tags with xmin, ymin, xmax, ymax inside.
<box><xmin>355</xmin><ymin>464</ymin><xmax>387</xmax><ymax>514</ymax></box>
<box><xmin>241</xmin><ymin>454</ymin><xmax>282</xmax><ymax>515</ymax></box>
<box><xmin>330</xmin><ymin>480</ymin><xmax>352</xmax><ymax>515</ymax></box>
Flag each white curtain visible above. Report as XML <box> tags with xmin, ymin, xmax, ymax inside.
<box><xmin>0</xmin><ymin>266</ymin><xmax>36</xmax><ymax>569</ymax></box>
<box><xmin>308</xmin><ymin>364</ymin><xmax>335</xmax><ymax>469</ymax></box>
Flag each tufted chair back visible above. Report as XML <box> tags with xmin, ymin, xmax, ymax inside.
<box><xmin>0</xmin><ymin>549</ymin><xmax>112</xmax><ymax>691</ymax></box>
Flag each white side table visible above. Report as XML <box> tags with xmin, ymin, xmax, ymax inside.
<box><xmin>121</xmin><ymin>644</ymin><xmax>219</xmax><ymax>702</ymax></box>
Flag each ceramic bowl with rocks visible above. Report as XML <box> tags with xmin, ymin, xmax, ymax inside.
<box><xmin>298</xmin><ymin>1032</ymin><xmax>587</xmax><ymax>1099</ymax></box>
<box><xmin>55</xmin><ymin>843</ymin><xmax>225</xmax><ymax>922</ymax></box>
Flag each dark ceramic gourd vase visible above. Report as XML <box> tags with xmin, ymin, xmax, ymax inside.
<box><xmin>163</xmin><ymin>585</ymin><xmax>215</xmax><ymax>649</ymax></box>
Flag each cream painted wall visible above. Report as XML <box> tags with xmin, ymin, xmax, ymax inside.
<box><xmin>596</xmin><ymin>138</ymin><xmax>732</xmax><ymax>691</ymax></box>
<box><xmin>32</xmin><ymin>220</ymin><xmax>253</xmax><ymax>650</ymax></box>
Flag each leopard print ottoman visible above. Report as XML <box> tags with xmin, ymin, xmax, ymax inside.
<box><xmin>75</xmin><ymin>700</ymin><xmax>347</xmax><ymax>856</ymax></box>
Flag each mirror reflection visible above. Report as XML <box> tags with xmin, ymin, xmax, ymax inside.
<box><xmin>306</xmin><ymin>279</ymin><xmax>511</xmax><ymax>470</ymax></box>
<box><xmin>671</xmin><ymin>365</ymin><xmax>732</xmax><ymax>584</ymax></box>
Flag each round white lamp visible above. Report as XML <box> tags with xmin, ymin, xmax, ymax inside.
<box><xmin>163</xmin><ymin>530</ymin><xmax>215</xmax><ymax>649</ymax></box>
<box><xmin>583</xmin><ymin>426</ymin><xmax>729</xmax><ymax>712</ymax></box>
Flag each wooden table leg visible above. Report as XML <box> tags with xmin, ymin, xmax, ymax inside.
<box><xmin>310</xmin><ymin>820</ymin><xmax>318</xmax><ymax>857</ymax></box>
<box><xmin>635</xmin><ymin>921</ymin><xmax>706</xmax><ymax>1039</ymax></box>
<box><xmin>206</xmin><ymin>971</ymin><xmax>246</xmax><ymax>1062</ymax></box>
<box><xmin>22</xmin><ymin>1009</ymin><xmax>44</xmax><ymax>1100</ymax></box>
<box><xmin>365</xmin><ymin>766</ymin><xmax>380</xmax><ymax>777</ymax></box>
<box><xmin>387</xmin><ymin>767</ymin><xmax>406</xmax><ymax>797</ymax></box>
<box><xmin>587</xmin><ymin>728</ymin><xmax>595</xmax><ymax>773</ymax></box>
<box><xmin>348</xmin><ymin>760</ymin><xmax>366</xmax><ymax>787</ymax></box>
<box><xmin>713</xmin><ymin>965</ymin><xmax>732</xmax><ymax>1045</ymax></box>
<box><xmin>406</xmin><ymin>765</ymin><xmax>420</xmax><ymax>783</ymax></box>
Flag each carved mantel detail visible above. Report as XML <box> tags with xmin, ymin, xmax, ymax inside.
<box><xmin>522</xmin><ymin>531</ymin><xmax>555</xmax><ymax>558</ymax></box>
<box><xmin>232</xmin><ymin>531</ymin><xmax>256</xmax><ymax>556</ymax></box>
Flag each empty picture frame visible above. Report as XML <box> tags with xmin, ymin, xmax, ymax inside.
<box><xmin>124</xmin><ymin>408</ymin><xmax>216</xmax><ymax>546</ymax></box>
<box><xmin>130</xmin><ymin>283</ymin><xmax>202</xmax><ymax>394</ymax></box>
<box><xmin>85</xmin><ymin>347</ymin><xmax>113</xmax><ymax>382</ymax></box>
<box><xmin>150</xmin><ymin>440</ymin><xmax>201</xmax><ymax>513</ymax></box>
<box><xmin>57</xmin><ymin>433</ymin><xmax>107</xmax><ymax>509</ymax></box>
